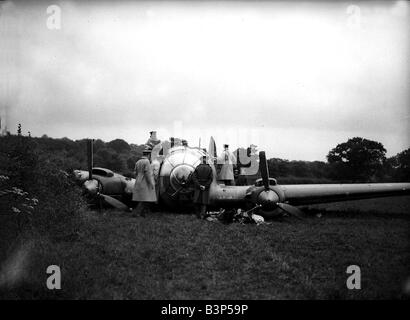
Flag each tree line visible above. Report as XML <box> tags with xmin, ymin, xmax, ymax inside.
<box><xmin>1</xmin><ymin>130</ymin><xmax>409</xmax><ymax>183</ymax></box>
<box><xmin>268</xmin><ymin>137</ymin><xmax>409</xmax><ymax>183</ymax></box>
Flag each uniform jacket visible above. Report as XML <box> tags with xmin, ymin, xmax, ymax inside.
<box><xmin>191</xmin><ymin>163</ymin><xmax>213</xmax><ymax>204</ymax></box>
<box><xmin>132</xmin><ymin>157</ymin><xmax>157</xmax><ymax>202</ymax></box>
<box><xmin>217</xmin><ymin>150</ymin><xmax>236</xmax><ymax>181</ymax></box>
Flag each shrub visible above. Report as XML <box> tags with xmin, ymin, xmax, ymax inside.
<box><xmin>0</xmin><ymin>135</ymin><xmax>86</xmax><ymax>241</ymax></box>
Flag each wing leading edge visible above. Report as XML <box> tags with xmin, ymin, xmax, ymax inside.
<box><xmin>280</xmin><ymin>183</ymin><xmax>410</xmax><ymax>206</ymax></box>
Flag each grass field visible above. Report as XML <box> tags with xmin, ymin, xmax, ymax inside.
<box><xmin>1</xmin><ymin>196</ymin><xmax>409</xmax><ymax>300</ymax></box>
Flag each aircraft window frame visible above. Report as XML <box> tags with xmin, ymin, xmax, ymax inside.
<box><xmin>92</xmin><ymin>168</ymin><xmax>114</xmax><ymax>177</ymax></box>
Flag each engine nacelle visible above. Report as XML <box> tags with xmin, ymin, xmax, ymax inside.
<box><xmin>158</xmin><ymin>146</ymin><xmax>208</xmax><ymax>207</ymax></box>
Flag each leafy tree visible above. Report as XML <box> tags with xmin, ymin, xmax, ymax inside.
<box><xmin>130</xmin><ymin>144</ymin><xmax>145</xmax><ymax>157</ymax></box>
<box><xmin>327</xmin><ymin>137</ymin><xmax>386</xmax><ymax>182</ymax></box>
<box><xmin>107</xmin><ymin>139</ymin><xmax>130</xmax><ymax>154</ymax></box>
<box><xmin>0</xmin><ymin>135</ymin><xmax>38</xmax><ymax>189</ymax></box>
<box><xmin>391</xmin><ymin>148</ymin><xmax>410</xmax><ymax>181</ymax></box>
<box><xmin>93</xmin><ymin>139</ymin><xmax>106</xmax><ymax>153</ymax></box>
<box><xmin>268</xmin><ymin>158</ymin><xmax>290</xmax><ymax>177</ymax></box>
<box><xmin>127</xmin><ymin>156</ymin><xmax>139</xmax><ymax>172</ymax></box>
<box><xmin>0</xmin><ymin>134</ymin><xmax>85</xmax><ymax>238</ymax></box>
<box><xmin>94</xmin><ymin>147</ymin><xmax>126</xmax><ymax>172</ymax></box>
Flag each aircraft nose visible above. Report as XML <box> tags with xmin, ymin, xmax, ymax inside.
<box><xmin>257</xmin><ymin>189</ymin><xmax>279</xmax><ymax>208</ymax></box>
<box><xmin>83</xmin><ymin>179</ymin><xmax>99</xmax><ymax>195</ymax></box>
<box><xmin>170</xmin><ymin>164</ymin><xmax>194</xmax><ymax>189</ymax></box>
<box><xmin>73</xmin><ymin>170</ymin><xmax>89</xmax><ymax>183</ymax></box>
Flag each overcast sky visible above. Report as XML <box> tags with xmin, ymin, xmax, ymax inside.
<box><xmin>0</xmin><ymin>0</ymin><xmax>409</xmax><ymax>160</ymax></box>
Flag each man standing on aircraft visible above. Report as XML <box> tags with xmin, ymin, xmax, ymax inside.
<box><xmin>217</xmin><ymin>144</ymin><xmax>236</xmax><ymax>185</ymax></box>
<box><xmin>146</xmin><ymin>131</ymin><xmax>161</xmax><ymax>149</ymax></box>
<box><xmin>191</xmin><ymin>155</ymin><xmax>213</xmax><ymax>219</ymax></box>
<box><xmin>132</xmin><ymin>148</ymin><xmax>157</xmax><ymax>217</ymax></box>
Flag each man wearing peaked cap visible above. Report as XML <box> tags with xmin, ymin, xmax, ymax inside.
<box><xmin>217</xmin><ymin>144</ymin><xmax>236</xmax><ymax>186</ymax></box>
<box><xmin>146</xmin><ymin>131</ymin><xmax>161</xmax><ymax>150</ymax></box>
<box><xmin>191</xmin><ymin>155</ymin><xmax>213</xmax><ymax>219</ymax></box>
<box><xmin>132</xmin><ymin>147</ymin><xmax>157</xmax><ymax>217</ymax></box>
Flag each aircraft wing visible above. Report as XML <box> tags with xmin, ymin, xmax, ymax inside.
<box><xmin>280</xmin><ymin>183</ymin><xmax>410</xmax><ymax>206</ymax></box>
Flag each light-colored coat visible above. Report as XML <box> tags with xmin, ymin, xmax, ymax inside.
<box><xmin>217</xmin><ymin>150</ymin><xmax>236</xmax><ymax>181</ymax></box>
<box><xmin>132</xmin><ymin>157</ymin><xmax>157</xmax><ymax>202</ymax></box>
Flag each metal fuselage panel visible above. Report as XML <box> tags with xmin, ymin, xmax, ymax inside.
<box><xmin>157</xmin><ymin>146</ymin><xmax>253</xmax><ymax>208</ymax></box>
<box><xmin>209</xmin><ymin>184</ymin><xmax>250</xmax><ymax>208</ymax></box>
<box><xmin>75</xmin><ymin>169</ymin><xmax>135</xmax><ymax>197</ymax></box>
<box><xmin>158</xmin><ymin>146</ymin><xmax>205</xmax><ymax>207</ymax></box>
<box><xmin>78</xmin><ymin>148</ymin><xmax>410</xmax><ymax>209</ymax></box>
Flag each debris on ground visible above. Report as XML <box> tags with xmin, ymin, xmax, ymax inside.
<box><xmin>205</xmin><ymin>208</ymin><xmax>270</xmax><ymax>225</ymax></box>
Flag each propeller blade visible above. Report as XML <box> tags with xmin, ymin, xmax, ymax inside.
<box><xmin>259</xmin><ymin>151</ymin><xmax>270</xmax><ymax>190</ymax></box>
<box><xmin>100</xmin><ymin>194</ymin><xmax>129</xmax><ymax>211</ymax></box>
<box><xmin>209</xmin><ymin>136</ymin><xmax>217</xmax><ymax>164</ymax></box>
<box><xmin>277</xmin><ymin>203</ymin><xmax>305</xmax><ymax>220</ymax></box>
<box><xmin>170</xmin><ymin>186</ymin><xmax>184</xmax><ymax>198</ymax></box>
<box><xmin>87</xmin><ymin>139</ymin><xmax>93</xmax><ymax>180</ymax></box>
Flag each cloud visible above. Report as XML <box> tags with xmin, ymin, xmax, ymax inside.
<box><xmin>1</xmin><ymin>1</ymin><xmax>408</xmax><ymax>160</ymax></box>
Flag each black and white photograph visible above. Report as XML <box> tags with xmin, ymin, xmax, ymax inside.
<box><xmin>0</xmin><ymin>0</ymin><xmax>409</xmax><ymax>304</ymax></box>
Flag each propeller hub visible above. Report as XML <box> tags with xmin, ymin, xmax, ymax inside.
<box><xmin>257</xmin><ymin>189</ymin><xmax>279</xmax><ymax>209</ymax></box>
<box><xmin>83</xmin><ymin>179</ymin><xmax>100</xmax><ymax>195</ymax></box>
<box><xmin>170</xmin><ymin>164</ymin><xmax>194</xmax><ymax>191</ymax></box>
